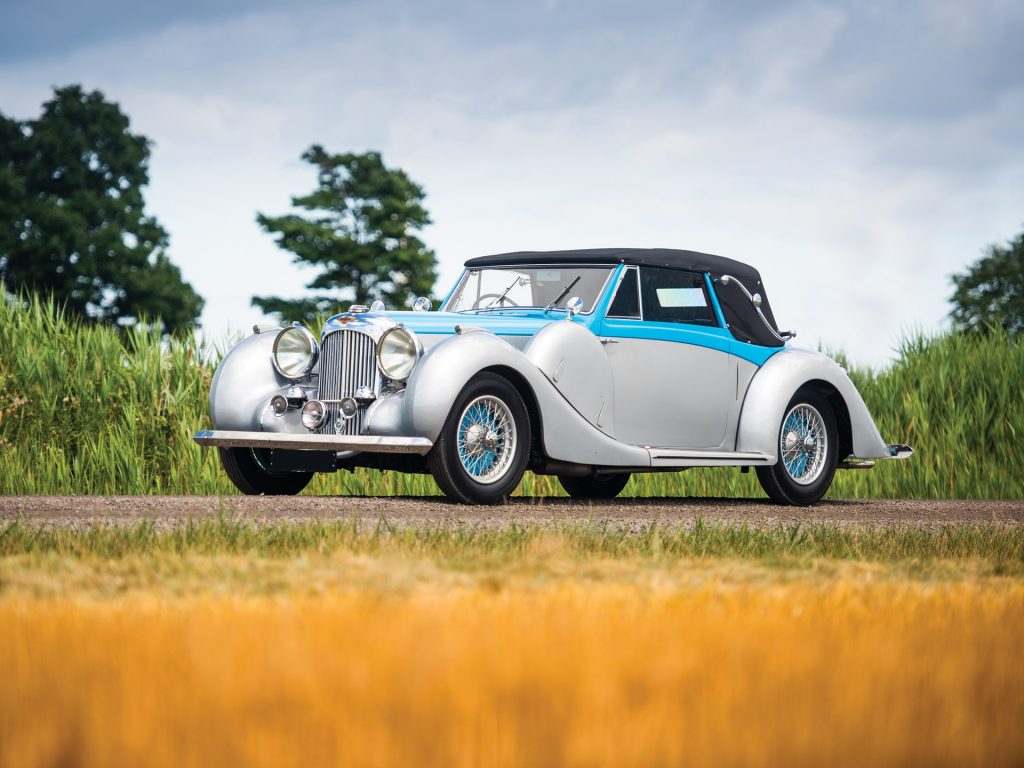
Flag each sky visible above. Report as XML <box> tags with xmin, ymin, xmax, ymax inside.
<box><xmin>1</xmin><ymin>0</ymin><xmax>1022</xmax><ymax>367</ymax></box>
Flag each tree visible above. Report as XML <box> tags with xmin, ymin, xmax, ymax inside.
<box><xmin>253</xmin><ymin>146</ymin><xmax>437</xmax><ymax>323</ymax></box>
<box><xmin>0</xmin><ymin>85</ymin><xmax>203</xmax><ymax>334</ymax></box>
<box><xmin>950</xmin><ymin>228</ymin><xmax>1024</xmax><ymax>335</ymax></box>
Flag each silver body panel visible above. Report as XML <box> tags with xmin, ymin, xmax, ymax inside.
<box><xmin>602</xmin><ymin>337</ymin><xmax>732</xmax><ymax>448</ymax></box>
<box><xmin>522</xmin><ymin>320</ymin><xmax>616</xmax><ymax>435</ymax></box>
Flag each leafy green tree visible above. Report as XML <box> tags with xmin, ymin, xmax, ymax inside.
<box><xmin>0</xmin><ymin>85</ymin><xmax>203</xmax><ymax>334</ymax></box>
<box><xmin>950</xmin><ymin>229</ymin><xmax>1024</xmax><ymax>335</ymax></box>
<box><xmin>253</xmin><ymin>146</ymin><xmax>437</xmax><ymax>323</ymax></box>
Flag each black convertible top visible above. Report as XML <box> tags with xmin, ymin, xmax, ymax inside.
<box><xmin>465</xmin><ymin>248</ymin><xmax>783</xmax><ymax>347</ymax></box>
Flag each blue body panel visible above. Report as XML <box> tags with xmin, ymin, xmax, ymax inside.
<box><xmin>332</xmin><ymin>264</ymin><xmax>783</xmax><ymax>367</ymax></box>
<box><xmin>351</xmin><ymin>309</ymin><xmax>592</xmax><ymax>339</ymax></box>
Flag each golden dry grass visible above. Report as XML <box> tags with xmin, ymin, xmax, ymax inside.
<box><xmin>2</xmin><ymin>579</ymin><xmax>1023</xmax><ymax>768</ymax></box>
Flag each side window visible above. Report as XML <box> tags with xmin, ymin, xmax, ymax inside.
<box><xmin>639</xmin><ymin>267</ymin><xmax>716</xmax><ymax>326</ymax></box>
<box><xmin>606</xmin><ymin>267</ymin><xmax>640</xmax><ymax>318</ymax></box>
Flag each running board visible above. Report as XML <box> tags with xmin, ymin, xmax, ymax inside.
<box><xmin>647</xmin><ymin>448</ymin><xmax>772</xmax><ymax>468</ymax></box>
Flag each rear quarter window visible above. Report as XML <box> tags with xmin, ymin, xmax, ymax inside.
<box><xmin>640</xmin><ymin>267</ymin><xmax>716</xmax><ymax>326</ymax></box>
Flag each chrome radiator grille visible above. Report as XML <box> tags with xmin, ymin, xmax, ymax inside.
<box><xmin>316</xmin><ymin>330</ymin><xmax>379</xmax><ymax>435</ymax></box>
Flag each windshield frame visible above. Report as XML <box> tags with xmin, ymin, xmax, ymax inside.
<box><xmin>441</xmin><ymin>263</ymin><xmax>617</xmax><ymax>315</ymax></box>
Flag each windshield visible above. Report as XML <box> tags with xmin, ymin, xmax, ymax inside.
<box><xmin>444</xmin><ymin>266</ymin><xmax>614</xmax><ymax>313</ymax></box>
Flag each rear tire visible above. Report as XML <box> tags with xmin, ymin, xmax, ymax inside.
<box><xmin>755</xmin><ymin>388</ymin><xmax>838</xmax><ymax>506</ymax></box>
<box><xmin>218</xmin><ymin>447</ymin><xmax>313</xmax><ymax>496</ymax></box>
<box><xmin>427</xmin><ymin>373</ymin><xmax>531</xmax><ymax>504</ymax></box>
<box><xmin>558</xmin><ymin>473</ymin><xmax>631</xmax><ymax>499</ymax></box>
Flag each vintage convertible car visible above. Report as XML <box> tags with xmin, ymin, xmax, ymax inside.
<box><xmin>194</xmin><ymin>248</ymin><xmax>912</xmax><ymax>505</ymax></box>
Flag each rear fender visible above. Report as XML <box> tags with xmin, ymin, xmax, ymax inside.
<box><xmin>736</xmin><ymin>347</ymin><xmax>890</xmax><ymax>461</ymax></box>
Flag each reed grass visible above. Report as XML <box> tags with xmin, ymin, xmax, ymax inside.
<box><xmin>2</xmin><ymin>292</ymin><xmax>1021</xmax><ymax>498</ymax></box>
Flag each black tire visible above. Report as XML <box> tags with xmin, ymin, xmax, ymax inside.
<box><xmin>218</xmin><ymin>447</ymin><xmax>313</xmax><ymax>496</ymax></box>
<box><xmin>427</xmin><ymin>373</ymin><xmax>531</xmax><ymax>504</ymax></box>
<box><xmin>755</xmin><ymin>388</ymin><xmax>839</xmax><ymax>506</ymax></box>
<box><xmin>558</xmin><ymin>473</ymin><xmax>631</xmax><ymax>499</ymax></box>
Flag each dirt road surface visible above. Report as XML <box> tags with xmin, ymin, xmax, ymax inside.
<box><xmin>1</xmin><ymin>496</ymin><xmax>1021</xmax><ymax>529</ymax></box>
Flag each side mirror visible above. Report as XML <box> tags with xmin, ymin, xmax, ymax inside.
<box><xmin>566</xmin><ymin>296</ymin><xmax>584</xmax><ymax>317</ymax></box>
<box><xmin>412</xmin><ymin>296</ymin><xmax>432</xmax><ymax>312</ymax></box>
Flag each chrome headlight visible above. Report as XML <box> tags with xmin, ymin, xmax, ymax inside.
<box><xmin>272</xmin><ymin>326</ymin><xmax>319</xmax><ymax>380</ymax></box>
<box><xmin>377</xmin><ymin>327</ymin><xmax>418</xmax><ymax>381</ymax></box>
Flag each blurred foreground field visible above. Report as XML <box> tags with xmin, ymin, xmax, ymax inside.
<box><xmin>2</xmin><ymin>521</ymin><xmax>1023</xmax><ymax>767</ymax></box>
<box><xmin>2</xmin><ymin>581</ymin><xmax>1022</xmax><ymax>768</ymax></box>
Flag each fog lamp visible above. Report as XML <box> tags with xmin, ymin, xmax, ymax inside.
<box><xmin>301</xmin><ymin>400</ymin><xmax>327</xmax><ymax>430</ymax></box>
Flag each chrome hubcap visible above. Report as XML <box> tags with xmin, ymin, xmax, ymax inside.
<box><xmin>457</xmin><ymin>396</ymin><xmax>516</xmax><ymax>484</ymax></box>
<box><xmin>780</xmin><ymin>404</ymin><xmax>828</xmax><ymax>485</ymax></box>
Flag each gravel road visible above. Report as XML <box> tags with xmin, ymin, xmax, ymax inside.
<box><xmin>1</xmin><ymin>496</ymin><xmax>1021</xmax><ymax>529</ymax></box>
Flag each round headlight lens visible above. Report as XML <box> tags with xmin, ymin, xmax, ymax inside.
<box><xmin>377</xmin><ymin>327</ymin><xmax>418</xmax><ymax>380</ymax></box>
<box><xmin>273</xmin><ymin>326</ymin><xmax>318</xmax><ymax>379</ymax></box>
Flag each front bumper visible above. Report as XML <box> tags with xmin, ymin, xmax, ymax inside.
<box><xmin>193</xmin><ymin>430</ymin><xmax>433</xmax><ymax>455</ymax></box>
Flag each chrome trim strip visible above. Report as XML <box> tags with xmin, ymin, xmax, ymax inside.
<box><xmin>193</xmin><ymin>430</ymin><xmax>433</xmax><ymax>454</ymax></box>
<box><xmin>719</xmin><ymin>274</ymin><xmax>796</xmax><ymax>341</ymax></box>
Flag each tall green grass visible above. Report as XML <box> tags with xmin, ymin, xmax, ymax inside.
<box><xmin>1</xmin><ymin>293</ymin><xmax>1021</xmax><ymax>498</ymax></box>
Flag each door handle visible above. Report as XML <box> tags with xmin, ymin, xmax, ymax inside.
<box><xmin>599</xmin><ymin>338</ymin><xmax>619</xmax><ymax>345</ymax></box>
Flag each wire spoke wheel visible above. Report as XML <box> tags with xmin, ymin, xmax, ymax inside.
<box><xmin>428</xmin><ymin>373</ymin><xmax>531</xmax><ymax>504</ymax></box>
<box><xmin>456</xmin><ymin>395</ymin><xmax>517</xmax><ymax>485</ymax></box>
<box><xmin>779</xmin><ymin>403</ymin><xmax>828</xmax><ymax>486</ymax></box>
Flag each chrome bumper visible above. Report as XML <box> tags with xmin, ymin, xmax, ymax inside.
<box><xmin>193</xmin><ymin>430</ymin><xmax>433</xmax><ymax>455</ymax></box>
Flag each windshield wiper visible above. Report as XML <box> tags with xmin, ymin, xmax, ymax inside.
<box><xmin>485</xmin><ymin>276</ymin><xmax>526</xmax><ymax>309</ymax></box>
<box><xmin>544</xmin><ymin>275</ymin><xmax>581</xmax><ymax>312</ymax></box>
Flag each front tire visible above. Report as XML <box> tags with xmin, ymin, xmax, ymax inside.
<box><xmin>427</xmin><ymin>373</ymin><xmax>531</xmax><ymax>504</ymax></box>
<box><xmin>218</xmin><ymin>447</ymin><xmax>313</xmax><ymax>496</ymax></box>
<box><xmin>755</xmin><ymin>388</ymin><xmax>838</xmax><ymax>506</ymax></box>
<box><xmin>558</xmin><ymin>473</ymin><xmax>631</xmax><ymax>499</ymax></box>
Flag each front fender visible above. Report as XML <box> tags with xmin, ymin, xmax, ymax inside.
<box><xmin>403</xmin><ymin>332</ymin><xmax>648</xmax><ymax>467</ymax></box>
<box><xmin>210</xmin><ymin>330</ymin><xmax>313</xmax><ymax>432</ymax></box>
<box><xmin>736</xmin><ymin>347</ymin><xmax>890</xmax><ymax>461</ymax></box>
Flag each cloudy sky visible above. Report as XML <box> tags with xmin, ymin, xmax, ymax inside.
<box><xmin>2</xmin><ymin>0</ymin><xmax>1022</xmax><ymax>366</ymax></box>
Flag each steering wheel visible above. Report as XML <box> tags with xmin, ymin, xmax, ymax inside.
<box><xmin>472</xmin><ymin>294</ymin><xmax>520</xmax><ymax>309</ymax></box>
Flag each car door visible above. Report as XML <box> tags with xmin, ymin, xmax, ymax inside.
<box><xmin>598</xmin><ymin>265</ymin><xmax>735</xmax><ymax>449</ymax></box>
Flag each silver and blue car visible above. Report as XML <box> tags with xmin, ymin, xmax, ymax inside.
<box><xmin>194</xmin><ymin>248</ymin><xmax>912</xmax><ymax>505</ymax></box>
